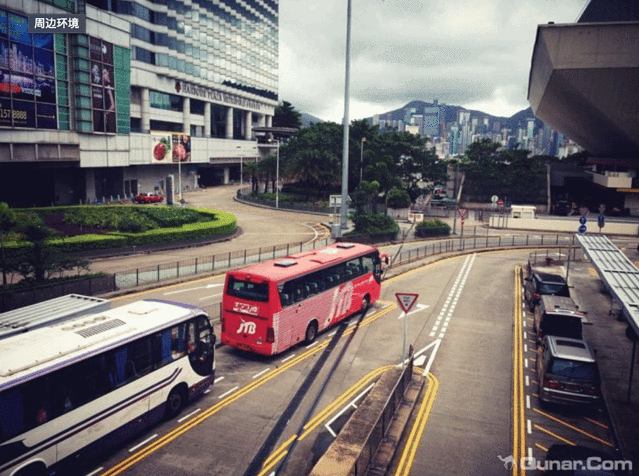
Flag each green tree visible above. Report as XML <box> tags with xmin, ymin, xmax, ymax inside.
<box><xmin>258</xmin><ymin>154</ymin><xmax>278</xmax><ymax>193</ymax></box>
<box><xmin>0</xmin><ymin>202</ymin><xmax>17</xmax><ymax>285</ymax></box>
<box><xmin>244</xmin><ymin>161</ymin><xmax>260</xmax><ymax>194</ymax></box>
<box><xmin>17</xmin><ymin>213</ymin><xmax>60</xmax><ymax>282</ymax></box>
<box><xmin>273</xmin><ymin>101</ymin><xmax>302</xmax><ymax>129</ymax></box>
<box><xmin>460</xmin><ymin>139</ymin><xmax>545</xmax><ymax>203</ymax></box>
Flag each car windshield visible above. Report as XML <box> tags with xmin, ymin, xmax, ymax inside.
<box><xmin>550</xmin><ymin>358</ymin><xmax>597</xmax><ymax>380</ymax></box>
<box><xmin>539</xmin><ymin>282</ymin><xmax>569</xmax><ymax>296</ymax></box>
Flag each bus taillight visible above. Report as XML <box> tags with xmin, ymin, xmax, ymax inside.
<box><xmin>266</xmin><ymin>327</ymin><xmax>275</xmax><ymax>343</ymax></box>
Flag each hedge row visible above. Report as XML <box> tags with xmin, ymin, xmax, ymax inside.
<box><xmin>415</xmin><ymin>219</ymin><xmax>451</xmax><ymax>237</ymax></box>
<box><xmin>4</xmin><ymin>208</ymin><xmax>237</xmax><ymax>256</ymax></box>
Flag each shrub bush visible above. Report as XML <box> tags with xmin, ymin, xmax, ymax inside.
<box><xmin>415</xmin><ymin>219</ymin><xmax>451</xmax><ymax>237</ymax></box>
<box><xmin>5</xmin><ymin>207</ymin><xmax>236</xmax><ymax>254</ymax></box>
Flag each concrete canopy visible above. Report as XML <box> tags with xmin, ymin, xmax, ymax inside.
<box><xmin>528</xmin><ymin>22</ymin><xmax>639</xmax><ymax>157</ymax></box>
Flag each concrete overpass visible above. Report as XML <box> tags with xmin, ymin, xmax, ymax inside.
<box><xmin>528</xmin><ymin>20</ymin><xmax>639</xmax><ymax>158</ymax></box>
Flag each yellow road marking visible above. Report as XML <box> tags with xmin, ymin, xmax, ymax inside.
<box><xmin>393</xmin><ymin>373</ymin><xmax>440</xmax><ymax>476</ymax></box>
<box><xmin>513</xmin><ymin>267</ymin><xmax>527</xmax><ymax>476</ymax></box>
<box><xmin>100</xmin><ymin>302</ymin><xmax>397</xmax><ymax>475</ymax></box>
<box><xmin>534</xmin><ymin>424</ymin><xmax>576</xmax><ymax>445</ymax></box>
<box><xmin>256</xmin><ymin>365</ymin><xmax>395</xmax><ymax>476</ymax></box>
<box><xmin>535</xmin><ymin>443</ymin><xmax>548</xmax><ymax>452</ymax></box>
<box><xmin>584</xmin><ymin>417</ymin><xmax>609</xmax><ymax>430</ymax></box>
<box><xmin>533</xmin><ymin>408</ymin><xmax>614</xmax><ymax>447</ymax></box>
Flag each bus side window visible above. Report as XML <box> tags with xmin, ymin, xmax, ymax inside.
<box><xmin>0</xmin><ymin>388</ymin><xmax>23</xmax><ymax>440</ymax></box>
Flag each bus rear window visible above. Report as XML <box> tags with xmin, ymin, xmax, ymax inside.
<box><xmin>227</xmin><ymin>277</ymin><xmax>269</xmax><ymax>302</ymax></box>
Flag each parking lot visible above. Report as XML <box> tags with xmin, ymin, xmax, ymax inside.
<box><xmin>520</xmin><ymin>253</ymin><xmax>637</xmax><ymax>474</ymax></box>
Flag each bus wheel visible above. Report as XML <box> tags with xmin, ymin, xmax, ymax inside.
<box><xmin>361</xmin><ymin>295</ymin><xmax>371</xmax><ymax>314</ymax></box>
<box><xmin>165</xmin><ymin>386</ymin><xmax>187</xmax><ymax>419</ymax></box>
<box><xmin>305</xmin><ymin>321</ymin><xmax>318</xmax><ymax>344</ymax></box>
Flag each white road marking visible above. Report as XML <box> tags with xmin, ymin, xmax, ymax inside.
<box><xmin>218</xmin><ymin>386</ymin><xmax>239</xmax><ymax>399</ymax></box>
<box><xmin>178</xmin><ymin>408</ymin><xmax>202</xmax><ymax>423</ymax></box>
<box><xmin>252</xmin><ymin>368</ymin><xmax>270</xmax><ymax>379</ymax></box>
<box><xmin>129</xmin><ymin>434</ymin><xmax>158</xmax><ymax>452</ymax></box>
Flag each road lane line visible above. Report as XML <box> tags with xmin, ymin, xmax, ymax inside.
<box><xmin>534</xmin><ymin>424</ymin><xmax>576</xmax><ymax>446</ymax></box>
<box><xmin>281</xmin><ymin>354</ymin><xmax>296</xmax><ymax>363</ymax></box>
<box><xmin>393</xmin><ymin>373</ymin><xmax>439</xmax><ymax>476</ymax></box>
<box><xmin>533</xmin><ymin>408</ymin><xmax>614</xmax><ymax>447</ymax></box>
<box><xmin>177</xmin><ymin>408</ymin><xmax>202</xmax><ymax>423</ymax></box>
<box><xmin>583</xmin><ymin>417</ymin><xmax>609</xmax><ymax>429</ymax></box>
<box><xmin>128</xmin><ymin>434</ymin><xmax>158</xmax><ymax>453</ymax></box>
<box><xmin>252</xmin><ymin>368</ymin><xmax>270</xmax><ymax>379</ymax></box>
<box><xmin>218</xmin><ymin>386</ymin><xmax>239</xmax><ymax>399</ymax></box>
<box><xmin>512</xmin><ymin>267</ymin><xmax>526</xmax><ymax>476</ymax></box>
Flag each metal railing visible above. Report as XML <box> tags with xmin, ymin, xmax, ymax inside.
<box><xmin>352</xmin><ymin>347</ymin><xmax>414</xmax><ymax>476</ymax></box>
<box><xmin>113</xmin><ymin>232</ymin><xmax>584</xmax><ymax>291</ymax></box>
<box><xmin>389</xmin><ymin>233</ymin><xmax>585</xmax><ymax>270</ymax></box>
<box><xmin>114</xmin><ymin>238</ymin><xmax>332</xmax><ymax>289</ymax></box>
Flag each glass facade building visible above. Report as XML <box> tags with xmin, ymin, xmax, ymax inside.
<box><xmin>0</xmin><ymin>0</ymin><xmax>278</xmax><ymax>206</ymax></box>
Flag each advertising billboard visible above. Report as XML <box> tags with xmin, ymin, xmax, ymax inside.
<box><xmin>90</xmin><ymin>37</ymin><xmax>116</xmax><ymax>133</ymax></box>
<box><xmin>0</xmin><ymin>9</ymin><xmax>56</xmax><ymax>129</ymax></box>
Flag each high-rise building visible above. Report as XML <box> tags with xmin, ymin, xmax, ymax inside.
<box><xmin>422</xmin><ymin>106</ymin><xmax>439</xmax><ymax>140</ymax></box>
<box><xmin>0</xmin><ymin>0</ymin><xmax>278</xmax><ymax>206</ymax></box>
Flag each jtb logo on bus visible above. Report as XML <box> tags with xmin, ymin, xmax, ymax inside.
<box><xmin>237</xmin><ymin>319</ymin><xmax>257</xmax><ymax>335</ymax></box>
<box><xmin>328</xmin><ymin>282</ymin><xmax>354</xmax><ymax>323</ymax></box>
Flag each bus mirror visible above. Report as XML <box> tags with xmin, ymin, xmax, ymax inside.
<box><xmin>381</xmin><ymin>254</ymin><xmax>390</xmax><ymax>265</ymax></box>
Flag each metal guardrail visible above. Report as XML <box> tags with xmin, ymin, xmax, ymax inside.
<box><xmin>114</xmin><ymin>238</ymin><xmax>332</xmax><ymax>289</ymax></box>
<box><xmin>352</xmin><ymin>348</ymin><xmax>414</xmax><ymax>476</ymax></box>
<box><xmin>113</xmin><ymin>233</ymin><xmax>585</xmax><ymax>291</ymax></box>
<box><xmin>390</xmin><ymin>233</ymin><xmax>585</xmax><ymax>269</ymax></box>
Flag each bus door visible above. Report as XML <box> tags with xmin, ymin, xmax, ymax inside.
<box><xmin>187</xmin><ymin>316</ymin><xmax>215</xmax><ymax>377</ymax></box>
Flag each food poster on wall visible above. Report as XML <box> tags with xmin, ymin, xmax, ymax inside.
<box><xmin>152</xmin><ymin>134</ymin><xmax>172</xmax><ymax>163</ymax></box>
<box><xmin>172</xmin><ymin>134</ymin><xmax>191</xmax><ymax>162</ymax></box>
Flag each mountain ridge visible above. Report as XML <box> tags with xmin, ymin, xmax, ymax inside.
<box><xmin>302</xmin><ymin>100</ymin><xmax>542</xmax><ymax>130</ymax></box>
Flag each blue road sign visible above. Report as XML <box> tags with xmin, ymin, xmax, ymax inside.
<box><xmin>579</xmin><ymin>216</ymin><xmax>587</xmax><ymax>225</ymax></box>
<box><xmin>598</xmin><ymin>214</ymin><xmax>605</xmax><ymax>228</ymax></box>
<box><xmin>579</xmin><ymin>224</ymin><xmax>587</xmax><ymax>234</ymax></box>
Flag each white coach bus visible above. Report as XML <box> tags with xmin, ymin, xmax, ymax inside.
<box><xmin>0</xmin><ymin>299</ymin><xmax>215</xmax><ymax>476</ymax></box>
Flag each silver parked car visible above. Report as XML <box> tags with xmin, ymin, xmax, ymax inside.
<box><xmin>537</xmin><ymin>335</ymin><xmax>601</xmax><ymax>407</ymax></box>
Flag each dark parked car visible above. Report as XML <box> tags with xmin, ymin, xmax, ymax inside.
<box><xmin>524</xmin><ymin>271</ymin><xmax>570</xmax><ymax>310</ymax></box>
<box><xmin>553</xmin><ymin>200</ymin><xmax>572</xmax><ymax>216</ymax></box>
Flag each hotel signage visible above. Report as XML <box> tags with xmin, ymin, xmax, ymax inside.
<box><xmin>175</xmin><ymin>80</ymin><xmax>263</xmax><ymax>111</ymax></box>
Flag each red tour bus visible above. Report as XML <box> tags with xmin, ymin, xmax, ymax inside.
<box><xmin>221</xmin><ymin>243</ymin><xmax>386</xmax><ymax>355</ymax></box>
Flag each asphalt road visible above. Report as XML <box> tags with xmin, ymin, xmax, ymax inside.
<box><xmin>86</xmin><ymin>185</ymin><xmax>330</xmax><ymax>276</ymax></box>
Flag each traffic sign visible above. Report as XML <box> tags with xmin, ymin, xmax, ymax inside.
<box><xmin>598</xmin><ymin>214</ymin><xmax>605</xmax><ymax>228</ymax></box>
<box><xmin>396</xmin><ymin>293</ymin><xmax>419</xmax><ymax>313</ymax></box>
<box><xmin>579</xmin><ymin>216</ymin><xmax>587</xmax><ymax>225</ymax></box>
<box><xmin>457</xmin><ymin>207</ymin><xmax>468</xmax><ymax>220</ymax></box>
<box><xmin>579</xmin><ymin>207</ymin><xmax>589</xmax><ymax>217</ymax></box>
<box><xmin>579</xmin><ymin>224</ymin><xmax>587</xmax><ymax>234</ymax></box>
<box><xmin>491</xmin><ymin>195</ymin><xmax>498</xmax><ymax>203</ymax></box>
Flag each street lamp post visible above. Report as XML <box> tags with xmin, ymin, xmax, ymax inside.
<box><xmin>340</xmin><ymin>0</ymin><xmax>352</xmax><ymax>231</ymax></box>
<box><xmin>360</xmin><ymin>137</ymin><xmax>366</xmax><ymax>183</ymax></box>
<box><xmin>275</xmin><ymin>140</ymin><xmax>280</xmax><ymax>209</ymax></box>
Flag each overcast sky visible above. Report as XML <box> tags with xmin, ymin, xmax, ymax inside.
<box><xmin>278</xmin><ymin>0</ymin><xmax>588</xmax><ymax>123</ymax></box>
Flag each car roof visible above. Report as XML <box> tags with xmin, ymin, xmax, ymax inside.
<box><xmin>546</xmin><ymin>336</ymin><xmax>595</xmax><ymax>362</ymax></box>
<box><xmin>534</xmin><ymin>272</ymin><xmax>568</xmax><ymax>284</ymax></box>
<box><xmin>539</xmin><ymin>296</ymin><xmax>585</xmax><ymax>317</ymax></box>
